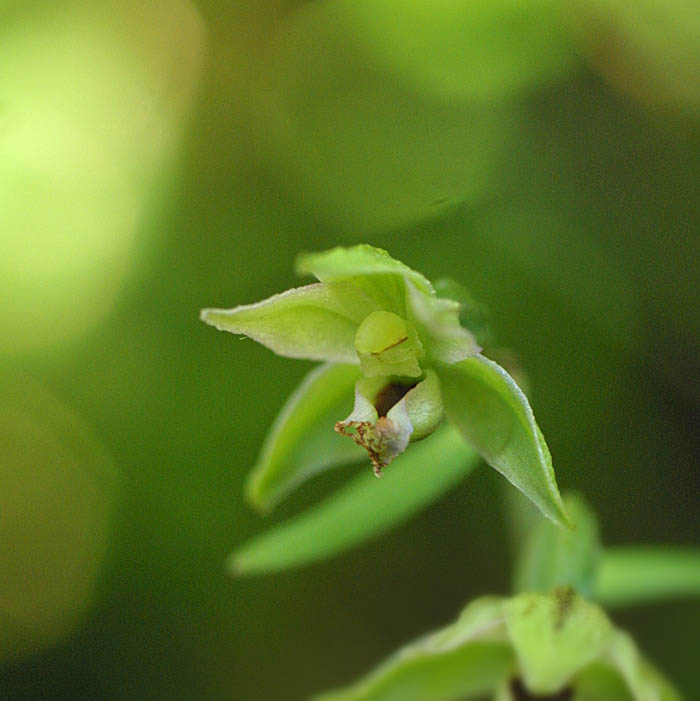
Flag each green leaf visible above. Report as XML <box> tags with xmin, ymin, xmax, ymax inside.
<box><xmin>437</xmin><ymin>355</ymin><xmax>570</xmax><ymax>528</ymax></box>
<box><xmin>504</xmin><ymin>589</ymin><xmax>613</xmax><ymax>695</ymax></box>
<box><xmin>594</xmin><ymin>547</ymin><xmax>700</xmax><ymax>608</ymax></box>
<box><xmin>231</xmin><ymin>425</ymin><xmax>477</xmax><ymax>575</ymax></box>
<box><xmin>245</xmin><ymin>363</ymin><xmax>363</xmax><ymax>511</ymax></box>
<box><xmin>315</xmin><ymin>597</ymin><xmax>512</xmax><ymax>701</ymax></box>
<box><xmin>603</xmin><ymin>629</ymin><xmax>682</xmax><ymax>701</ymax></box>
<box><xmin>296</xmin><ymin>244</ymin><xmax>433</xmax><ymax>312</ymax></box>
<box><xmin>513</xmin><ymin>492</ymin><xmax>601</xmax><ymax>598</ymax></box>
<box><xmin>201</xmin><ymin>282</ymin><xmax>379</xmax><ymax>363</ymax></box>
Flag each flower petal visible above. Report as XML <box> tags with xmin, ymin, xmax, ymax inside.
<box><xmin>437</xmin><ymin>354</ymin><xmax>570</xmax><ymax>528</ymax></box>
<box><xmin>504</xmin><ymin>590</ymin><xmax>613</xmax><ymax>695</ymax></box>
<box><xmin>245</xmin><ymin>363</ymin><xmax>363</xmax><ymax>511</ymax></box>
<box><xmin>433</xmin><ymin>277</ymin><xmax>495</xmax><ymax>348</ymax></box>
<box><xmin>402</xmin><ymin>369</ymin><xmax>444</xmax><ymax>441</ymax></box>
<box><xmin>406</xmin><ymin>280</ymin><xmax>480</xmax><ymax>364</ymax></box>
<box><xmin>201</xmin><ymin>282</ymin><xmax>379</xmax><ymax>363</ymax></box>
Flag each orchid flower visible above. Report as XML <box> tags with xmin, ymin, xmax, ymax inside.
<box><xmin>316</xmin><ymin>589</ymin><xmax>679</xmax><ymax>701</ymax></box>
<box><xmin>316</xmin><ymin>492</ymin><xmax>680</xmax><ymax>701</ymax></box>
<box><xmin>201</xmin><ymin>245</ymin><xmax>569</xmax><ymax>529</ymax></box>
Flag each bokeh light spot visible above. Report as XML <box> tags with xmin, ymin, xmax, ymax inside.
<box><xmin>0</xmin><ymin>375</ymin><xmax>119</xmax><ymax>661</ymax></box>
<box><xmin>0</xmin><ymin>1</ymin><xmax>205</xmax><ymax>354</ymax></box>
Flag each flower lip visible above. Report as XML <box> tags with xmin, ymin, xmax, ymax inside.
<box><xmin>335</xmin><ymin>417</ymin><xmax>405</xmax><ymax>477</ymax></box>
<box><xmin>373</xmin><ymin>381</ymin><xmax>417</xmax><ymax>417</ymax></box>
<box><xmin>334</xmin><ymin>371</ymin><xmax>443</xmax><ymax>475</ymax></box>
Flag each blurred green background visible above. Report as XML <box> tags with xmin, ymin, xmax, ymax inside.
<box><xmin>1</xmin><ymin>0</ymin><xmax>699</xmax><ymax>698</ymax></box>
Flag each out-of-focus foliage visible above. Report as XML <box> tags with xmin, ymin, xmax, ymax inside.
<box><xmin>596</xmin><ymin>548</ymin><xmax>700</xmax><ymax>608</ymax></box>
<box><xmin>1</xmin><ymin>0</ymin><xmax>698</xmax><ymax>699</ymax></box>
<box><xmin>250</xmin><ymin>2</ymin><xmax>515</xmax><ymax>231</ymax></box>
<box><xmin>0</xmin><ymin>374</ymin><xmax>117</xmax><ymax>661</ymax></box>
<box><xmin>513</xmin><ymin>491</ymin><xmax>700</xmax><ymax>606</ymax></box>
<box><xmin>340</xmin><ymin>0</ymin><xmax>580</xmax><ymax>101</ymax></box>
<box><xmin>570</xmin><ymin>0</ymin><xmax>700</xmax><ymax>112</ymax></box>
<box><xmin>514</xmin><ymin>492</ymin><xmax>602</xmax><ymax>598</ymax></box>
<box><xmin>0</xmin><ymin>0</ymin><xmax>204</xmax><ymax>352</ymax></box>
<box><xmin>318</xmin><ymin>492</ymin><xmax>691</xmax><ymax>700</ymax></box>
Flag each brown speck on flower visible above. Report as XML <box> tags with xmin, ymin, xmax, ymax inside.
<box><xmin>554</xmin><ymin>586</ymin><xmax>576</xmax><ymax>631</ymax></box>
<box><xmin>335</xmin><ymin>420</ymin><xmax>385</xmax><ymax>476</ymax></box>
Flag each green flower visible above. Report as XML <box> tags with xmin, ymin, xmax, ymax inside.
<box><xmin>201</xmin><ymin>245</ymin><xmax>569</xmax><ymax>527</ymax></box>
<box><xmin>315</xmin><ymin>589</ymin><xmax>680</xmax><ymax>701</ymax></box>
<box><xmin>308</xmin><ymin>490</ymin><xmax>690</xmax><ymax>700</ymax></box>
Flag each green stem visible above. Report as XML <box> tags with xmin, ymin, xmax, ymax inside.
<box><xmin>595</xmin><ymin>546</ymin><xmax>700</xmax><ymax>608</ymax></box>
